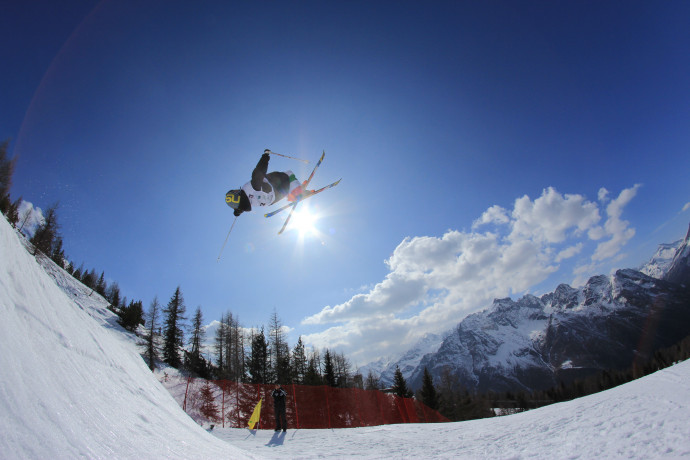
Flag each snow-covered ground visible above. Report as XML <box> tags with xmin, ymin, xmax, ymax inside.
<box><xmin>2</xmin><ymin>212</ymin><xmax>690</xmax><ymax>459</ymax></box>
<box><xmin>212</xmin><ymin>359</ymin><xmax>690</xmax><ymax>459</ymax></box>
<box><xmin>0</xmin><ymin>216</ymin><xmax>254</xmax><ymax>459</ymax></box>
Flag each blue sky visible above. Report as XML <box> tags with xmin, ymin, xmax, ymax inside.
<box><xmin>3</xmin><ymin>1</ymin><xmax>689</xmax><ymax>366</ymax></box>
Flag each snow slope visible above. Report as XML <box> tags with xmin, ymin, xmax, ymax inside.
<box><xmin>2</xmin><ymin>212</ymin><xmax>690</xmax><ymax>459</ymax></box>
<box><xmin>640</xmin><ymin>239</ymin><xmax>683</xmax><ymax>279</ymax></box>
<box><xmin>0</xmin><ymin>215</ymin><xmax>256</xmax><ymax>459</ymax></box>
<box><xmin>214</xmin><ymin>359</ymin><xmax>690</xmax><ymax>458</ymax></box>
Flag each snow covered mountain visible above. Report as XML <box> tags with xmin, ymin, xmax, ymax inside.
<box><xmin>639</xmin><ymin>237</ymin><xmax>683</xmax><ymax>279</ymax></box>
<box><xmin>402</xmin><ymin>225</ymin><xmax>690</xmax><ymax>393</ymax></box>
<box><xmin>665</xmin><ymin>224</ymin><xmax>690</xmax><ymax>286</ymax></box>
<box><xmin>359</xmin><ymin>332</ymin><xmax>446</xmax><ymax>388</ymax></box>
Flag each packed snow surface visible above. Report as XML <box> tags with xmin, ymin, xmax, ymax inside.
<box><xmin>0</xmin><ymin>216</ymin><xmax>255</xmax><ymax>459</ymax></box>
<box><xmin>2</xmin><ymin>213</ymin><xmax>690</xmax><ymax>459</ymax></box>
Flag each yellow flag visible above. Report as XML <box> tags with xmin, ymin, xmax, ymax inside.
<box><xmin>247</xmin><ymin>398</ymin><xmax>263</xmax><ymax>429</ymax></box>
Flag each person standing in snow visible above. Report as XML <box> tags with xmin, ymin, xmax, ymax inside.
<box><xmin>271</xmin><ymin>384</ymin><xmax>288</xmax><ymax>432</ymax></box>
<box><xmin>225</xmin><ymin>149</ymin><xmax>312</xmax><ymax>217</ymax></box>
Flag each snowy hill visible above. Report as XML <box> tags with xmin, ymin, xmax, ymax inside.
<box><xmin>3</xmin><ymin>212</ymin><xmax>690</xmax><ymax>458</ymax></box>
<box><xmin>212</xmin><ymin>360</ymin><xmax>690</xmax><ymax>458</ymax></box>
<box><xmin>0</xmin><ymin>215</ymin><xmax>254</xmax><ymax>459</ymax></box>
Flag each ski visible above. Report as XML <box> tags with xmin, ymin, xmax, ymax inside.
<box><xmin>277</xmin><ymin>150</ymin><xmax>325</xmax><ymax>234</ymax></box>
<box><xmin>264</xmin><ymin>178</ymin><xmax>341</xmax><ymax>218</ymax></box>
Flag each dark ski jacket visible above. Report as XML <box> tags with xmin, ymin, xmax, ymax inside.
<box><xmin>233</xmin><ymin>153</ymin><xmax>291</xmax><ymax>216</ymax></box>
<box><xmin>272</xmin><ymin>387</ymin><xmax>288</xmax><ymax>411</ymax></box>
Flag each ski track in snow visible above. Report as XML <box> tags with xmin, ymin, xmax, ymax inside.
<box><xmin>2</xmin><ymin>213</ymin><xmax>690</xmax><ymax>459</ymax></box>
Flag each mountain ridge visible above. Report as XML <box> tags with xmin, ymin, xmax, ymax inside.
<box><xmin>363</xmin><ymin>224</ymin><xmax>690</xmax><ymax>392</ymax></box>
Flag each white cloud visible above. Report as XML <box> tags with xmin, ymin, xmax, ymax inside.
<box><xmin>598</xmin><ymin>187</ymin><xmax>609</xmax><ymax>202</ymax></box>
<box><xmin>302</xmin><ymin>185</ymin><xmax>640</xmax><ymax>365</ymax></box>
<box><xmin>591</xmin><ymin>184</ymin><xmax>640</xmax><ymax>262</ymax></box>
<box><xmin>16</xmin><ymin>200</ymin><xmax>44</xmax><ymax>237</ymax></box>
<box><xmin>509</xmin><ymin>187</ymin><xmax>601</xmax><ymax>244</ymax></box>
<box><xmin>555</xmin><ymin>243</ymin><xmax>583</xmax><ymax>262</ymax></box>
<box><xmin>682</xmin><ymin>202</ymin><xmax>690</xmax><ymax>213</ymax></box>
<box><xmin>472</xmin><ymin>205</ymin><xmax>510</xmax><ymax>229</ymax></box>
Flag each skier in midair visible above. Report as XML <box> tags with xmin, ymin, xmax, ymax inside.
<box><xmin>225</xmin><ymin>150</ymin><xmax>312</xmax><ymax>217</ymax></box>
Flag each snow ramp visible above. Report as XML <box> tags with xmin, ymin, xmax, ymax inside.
<box><xmin>0</xmin><ymin>215</ymin><xmax>257</xmax><ymax>459</ymax></box>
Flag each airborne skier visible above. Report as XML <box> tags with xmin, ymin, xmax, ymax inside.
<box><xmin>225</xmin><ymin>149</ymin><xmax>313</xmax><ymax>217</ymax></box>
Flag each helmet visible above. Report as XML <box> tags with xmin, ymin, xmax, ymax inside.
<box><xmin>225</xmin><ymin>189</ymin><xmax>242</xmax><ymax>209</ymax></box>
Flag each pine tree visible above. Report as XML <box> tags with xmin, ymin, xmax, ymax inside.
<box><xmin>419</xmin><ymin>367</ymin><xmax>439</xmax><ymax>410</ymax></box>
<box><xmin>304</xmin><ymin>349</ymin><xmax>322</xmax><ymax>386</ymax></box>
<box><xmin>162</xmin><ymin>286</ymin><xmax>187</xmax><ymax>368</ymax></box>
<box><xmin>30</xmin><ymin>203</ymin><xmax>60</xmax><ymax>257</ymax></box>
<box><xmin>198</xmin><ymin>380</ymin><xmax>219</xmax><ymax>423</ymax></box>
<box><xmin>73</xmin><ymin>263</ymin><xmax>84</xmax><ymax>282</ymax></box>
<box><xmin>96</xmin><ymin>272</ymin><xmax>107</xmax><ymax>296</ymax></box>
<box><xmin>323</xmin><ymin>349</ymin><xmax>336</xmax><ymax>387</ymax></box>
<box><xmin>119</xmin><ymin>300</ymin><xmax>144</xmax><ymax>331</ymax></box>
<box><xmin>7</xmin><ymin>196</ymin><xmax>21</xmax><ymax>227</ymax></box>
<box><xmin>247</xmin><ymin>327</ymin><xmax>268</xmax><ymax>384</ymax></box>
<box><xmin>291</xmin><ymin>337</ymin><xmax>307</xmax><ymax>384</ymax></box>
<box><xmin>0</xmin><ymin>139</ymin><xmax>16</xmax><ymax>216</ymax></box>
<box><xmin>82</xmin><ymin>268</ymin><xmax>97</xmax><ymax>290</ymax></box>
<box><xmin>144</xmin><ymin>297</ymin><xmax>161</xmax><ymax>371</ymax></box>
<box><xmin>392</xmin><ymin>365</ymin><xmax>411</xmax><ymax>398</ymax></box>
<box><xmin>50</xmin><ymin>236</ymin><xmax>66</xmax><ymax>267</ymax></box>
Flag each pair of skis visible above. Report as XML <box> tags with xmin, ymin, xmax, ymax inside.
<box><xmin>264</xmin><ymin>151</ymin><xmax>341</xmax><ymax>234</ymax></box>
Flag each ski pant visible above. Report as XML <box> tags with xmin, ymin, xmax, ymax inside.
<box><xmin>274</xmin><ymin>406</ymin><xmax>287</xmax><ymax>431</ymax></box>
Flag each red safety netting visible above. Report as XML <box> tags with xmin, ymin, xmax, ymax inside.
<box><xmin>183</xmin><ymin>379</ymin><xmax>449</xmax><ymax>429</ymax></box>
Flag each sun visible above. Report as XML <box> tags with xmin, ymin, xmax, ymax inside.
<box><xmin>291</xmin><ymin>207</ymin><xmax>319</xmax><ymax>236</ymax></box>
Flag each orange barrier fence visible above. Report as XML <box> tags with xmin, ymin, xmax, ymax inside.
<box><xmin>181</xmin><ymin>379</ymin><xmax>449</xmax><ymax>429</ymax></box>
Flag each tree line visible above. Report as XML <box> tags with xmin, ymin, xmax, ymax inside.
<box><xmin>496</xmin><ymin>332</ymin><xmax>690</xmax><ymax>409</ymax></box>
<box><xmin>142</xmin><ymin>285</ymin><xmax>363</xmax><ymax>391</ymax></box>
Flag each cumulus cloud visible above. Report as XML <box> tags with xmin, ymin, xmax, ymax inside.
<box><xmin>472</xmin><ymin>205</ymin><xmax>510</xmax><ymax>229</ymax></box>
<box><xmin>302</xmin><ymin>185</ymin><xmax>641</xmax><ymax>365</ymax></box>
<box><xmin>509</xmin><ymin>187</ymin><xmax>601</xmax><ymax>244</ymax></box>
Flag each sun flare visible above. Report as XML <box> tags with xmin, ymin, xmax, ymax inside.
<box><xmin>291</xmin><ymin>208</ymin><xmax>318</xmax><ymax>236</ymax></box>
